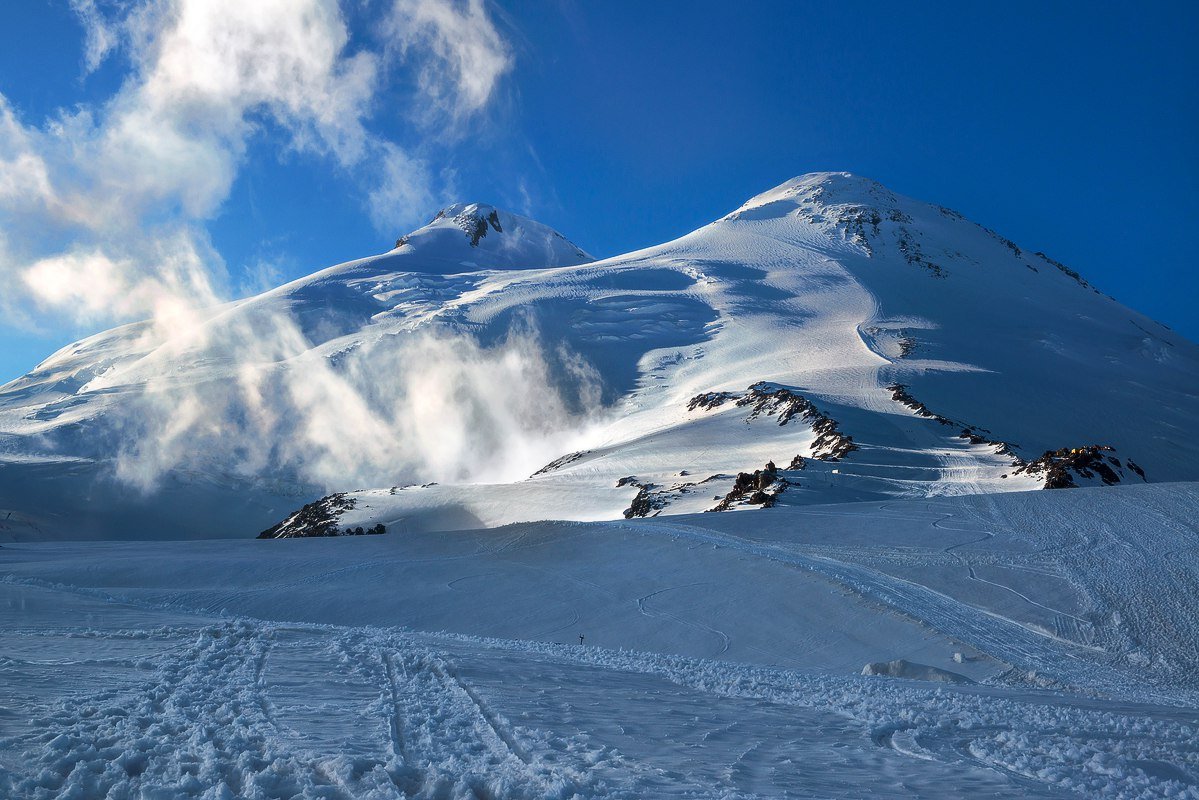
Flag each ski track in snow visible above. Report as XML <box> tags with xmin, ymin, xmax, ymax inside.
<box><xmin>2</xmin><ymin>484</ymin><xmax>1199</xmax><ymax>798</ymax></box>
<box><xmin>3</xmin><ymin>609</ymin><xmax>1199</xmax><ymax>799</ymax></box>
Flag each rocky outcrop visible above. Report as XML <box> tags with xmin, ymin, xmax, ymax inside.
<box><xmin>709</xmin><ymin>461</ymin><xmax>790</xmax><ymax>512</ymax></box>
<box><xmin>687</xmin><ymin>391</ymin><xmax>737</xmax><ymax>411</ymax></box>
<box><xmin>886</xmin><ymin>384</ymin><xmax>1149</xmax><ymax>489</ymax></box>
<box><xmin>425</xmin><ymin>204</ymin><xmax>506</xmax><ymax>247</ymax></box>
<box><xmin>618</xmin><ymin>476</ymin><xmax>671</xmax><ymax>518</ymax></box>
<box><xmin>887</xmin><ymin>383</ymin><xmax>954</xmax><ymax>426</ymax></box>
<box><xmin>1013</xmin><ymin>445</ymin><xmax>1146</xmax><ymax>489</ymax></box>
<box><xmin>257</xmin><ymin>493</ymin><xmax>384</xmax><ymax>539</ymax></box>
<box><xmin>1035</xmin><ymin>251</ymin><xmax>1090</xmax><ymax>289</ymax></box>
<box><xmin>688</xmin><ymin>382</ymin><xmax>858</xmax><ymax>463</ymax></box>
<box><xmin>895</xmin><ymin>228</ymin><xmax>947</xmax><ymax>277</ymax></box>
<box><xmin>887</xmin><ymin>383</ymin><xmax>1023</xmax><ymax>463</ymax></box>
<box><xmin>739</xmin><ymin>383</ymin><xmax>858</xmax><ymax>460</ymax></box>
<box><xmin>532</xmin><ymin>450</ymin><xmax>589</xmax><ymax>477</ymax></box>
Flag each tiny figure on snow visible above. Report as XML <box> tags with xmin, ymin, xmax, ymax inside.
<box><xmin>578</xmin><ymin>634</ymin><xmax>585</xmax><ymax>645</ymax></box>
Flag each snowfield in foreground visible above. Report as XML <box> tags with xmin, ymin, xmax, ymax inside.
<box><xmin>3</xmin><ymin>483</ymin><xmax>1198</xmax><ymax>798</ymax></box>
<box><xmin>2</xmin><ymin>173</ymin><xmax>1197</xmax><ymax>797</ymax></box>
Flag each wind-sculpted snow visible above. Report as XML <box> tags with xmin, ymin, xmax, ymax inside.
<box><xmin>2</xmin><ymin>171</ymin><xmax>1198</xmax><ymax>540</ymax></box>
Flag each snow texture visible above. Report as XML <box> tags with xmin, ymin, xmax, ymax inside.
<box><xmin>2</xmin><ymin>484</ymin><xmax>1199</xmax><ymax>798</ymax></box>
<box><xmin>2</xmin><ymin>172</ymin><xmax>1196</xmax><ymax>540</ymax></box>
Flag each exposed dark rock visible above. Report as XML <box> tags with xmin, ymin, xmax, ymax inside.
<box><xmin>687</xmin><ymin>391</ymin><xmax>737</xmax><ymax>411</ymax></box>
<box><xmin>1130</xmin><ymin>320</ymin><xmax>1174</xmax><ymax>348</ymax></box>
<box><xmin>841</xmin><ymin>206</ymin><xmax>884</xmax><ymax>253</ymax></box>
<box><xmin>1013</xmin><ymin>445</ymin><xmax>1140</xmax><ymax>489</ymax></box>
<box><xmin>976</xmin><ymin>225</ymin><xmax>1022</xmax><ymax>258</ymax></box>
<box><xmin>887</xmin><ymin>383</ymin><xmax>954</xmax><ymax>426</ymax></box>
<box><xmin>736</xmin><ymin>382</ymin><xmax>858</xmax><ymax>460</ymax></box>
<box><xmin>1034</xmin><ymin>251</ymin><xmax>1091</xmax><ymax>289</ymax></box>
<box><xmin>339</xmin><ymin>523</ymin><xmax>387</xmax><ymax>536</ymax></box>
<box><xmin>961</xmin><ymin>429</ymin><xmax>1021</xmax><ymax>461</ymax></box>
<box><xmin>895</xmin><ymin>228</ymin><xmax>947</xmax><ymax>277</ymax></box>
<box><xmin>258</xmin><ymin>493</ymin><xmax>358</xmax><ymax>539</ymax></box>
<box><xmin>619</xmin><ymin>477</ymin><xmax>662</xmax><ymax>518</ymax></box>
<box><xmin>462</xmin><ymin>215</ymin><xmax>488</xmax><ymax>246</ymax></box>
<box><xmin>619</xmin><ymin>475</ymin><xmax>704</xmax><ymax>518</ymax></box>
<box><xmin>809</xmin><ymin>416</ymin><xmax>858</xmax><ymax>461</ymax></box>
<box><xmin>688</xmin><ymin>383</ymin><xmax>858</xmax><ymax>462</ymax></box>
<box><xmin>738</xmin><ymin>384</ymin><xmax>813</xmax><ymax>426</ymax></box>
<box><xmin>886</xmin><ymin>383</ymin><xmax>1023</xmax><ymax>464</ymax></box>
<box><xmin>709</xmin><ymin>461</ymin><xmax>790</xmax><ymax>512</ymax></box>
<box><xmin>624</xmin><ymin>487</ymin><xmax>654</xmax><ymax>518</ymax></box>
<box><xmin>434</xmin><ymin>205</ymin><xmax>506</xmax><ymax>247</ymax></box>
<box><xmin>532</xmin><ymin>450</ymin><xmax>589</xmax><ymax>477</ymax></box>
<box><xmin>787</xmin><ymin>454</ymin><xmax>807</xmax><ymax>470</ymax></box>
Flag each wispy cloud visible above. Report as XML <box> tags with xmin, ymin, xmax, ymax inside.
<box><xmin>69</xmin><ymin>0</ymin><xmax>121</xmax><ymax>74</ymax></box>
<box><xmin>384</xmin><ymin>0</ymin><xmax>514</xmax><ymax>127</ymax></box>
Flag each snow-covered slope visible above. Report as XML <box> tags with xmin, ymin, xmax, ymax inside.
<box><xmin>3</xmin><ymin>484</ymin><xmax>1199</xmax><ymax>798</ymax></box>
<box><xmin>2</xmin><ymin>173</ymin><xmax>1197</xmax><ymax>540</ymax></box>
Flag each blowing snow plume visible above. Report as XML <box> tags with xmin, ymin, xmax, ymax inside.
<box><xmin>100</xmin><ymin>308</ymin><xmax>606</xmax><ymax>493</ymax></box>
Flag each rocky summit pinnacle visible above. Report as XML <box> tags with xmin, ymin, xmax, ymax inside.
<box><xmin>390</xmin><ymin>202</ymin><xmax>593</xmax><ymax>271</ymax></box>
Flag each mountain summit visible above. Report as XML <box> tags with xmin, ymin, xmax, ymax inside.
<box><xmin>2</xmin><ymin>173</ymin><xmax>1197</xmax><ymax>541</ymax></box>
<box><xmin>390</xmin><ymin>202</ymin><xmax>593</xmax><ymax>272</ymax></box>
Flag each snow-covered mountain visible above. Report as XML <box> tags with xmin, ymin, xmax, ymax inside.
<box><xmin>2</xmin><ymin>172</ymin><xmax>1196</xmax><ymax>540</ymax></box>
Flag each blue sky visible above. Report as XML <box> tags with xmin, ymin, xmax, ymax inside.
<box><xmin>0</xmin><ymin>0</ymin><xmax>1196</xmax><ymax>382</ymax></box>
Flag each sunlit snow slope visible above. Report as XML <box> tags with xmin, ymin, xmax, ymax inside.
<box><xmin>1</xmin><ymin>174</ymin><xmax>1196</xmax><ymax>540</ymax></box>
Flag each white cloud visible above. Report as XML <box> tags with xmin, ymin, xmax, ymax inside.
<box><xmin>70</xmin><ymin>0</ymin><xmax>121</xmax><ymax>74</ymax></box>
<box><xmin>384</xmin><ymin>0</ymin><xmax>514</xmax><ymax>125</ymax></box>
<box><xmin>21</xmin><ymin>229</ymin><xmax>224</xmax><ymax>325</ymax></box>
<box><xmin>367</xmin><ymin>142</ymin><xmax>438</xmax><ymax>234</ymax></box>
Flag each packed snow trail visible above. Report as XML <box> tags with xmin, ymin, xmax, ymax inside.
<box><xmin>3</xmin><ymin>484</ymin><xmax>1199</xmax><ymax>798</ymax></box>
<box><xmin>3</xmin><ymin>592</ymin><xmax>1198</xmax><ymax>799</ymax></box>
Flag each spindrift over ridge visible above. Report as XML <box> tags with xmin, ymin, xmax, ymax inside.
<box><xmin>1</xmin><ymin>173</ymin><xmax>1196</xmax><ymax>540</ymax></box>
